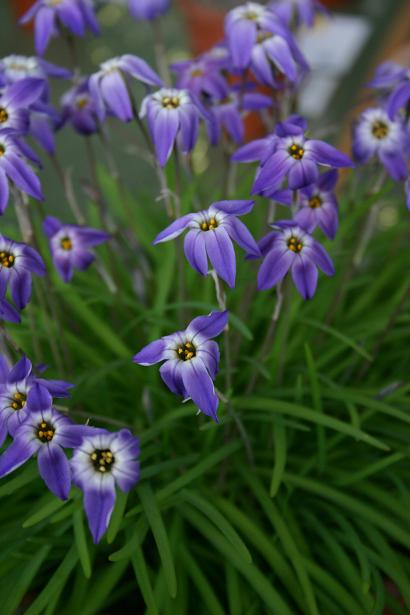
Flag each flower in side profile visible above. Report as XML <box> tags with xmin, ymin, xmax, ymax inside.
<box><xmin>206</xmin><ymin>90</ymin><xmax>272</xmax><ymax>146</ymax></box>
<box><xmin>43</xmin><ymin>216</ymin><xmax>109</xmax><ymax>283</ymax></box>
<box><xmin>154</xmin><ymin>200</ymin><xmax>260</xmax><ymax>287</ymax></box>
<box><xmin>0</xmin><ymin>236</ymin><xmax>45</xmax><ymax>309</ymax></box>
<box><xmin>252</xmin><ymin>122</ymin><xmax>353</xmax><ymax>193</ymax></box>
<box><xmin>20</xmin><ymin>0</ymin><xmax>100</xmax><ymax>56</ymax></box>
<box><xmin>0</xmin><ymin>385</ymin><xmax>90</xmax><ymax>499</ymax></box>
<box><xmin>0</xmin><ymin>55</ymin><xmax>71</xmax><ymax>89</ymax></box>
<box><xmin>270</xmin><ymin>0</ymin><xmax>328</xmax><ymax>28</ymax></box>
<box><xmin>0</xmin><ymin>355</ymin><xmax>73</xmax><ymax>446</ymax></box>
<box><xmin>257</xmin><ymin>221</ymin><xmax>334</xmax><ymax>299</ymax></box>
<box><xmin>60</xmin><ymin>79</ymin><xmax>99</xmax><ymax>135</ymax></box>
<box><xmin>133</xmin><ymin>311</ymin><xmax>228</xmax><ymax>421</ymax></box>
<box><xmin>225</xmin><ymin>2</ymin><xmax>279</xmax><ymax>69</ymax></box>
<box><xmin>294</xmin><ymin>170</ymin><xmax>339</xmax><ymax>239</ymax></box>
<box><xmin>0</xmin><ymin>133</ymin><xmax>44</xmax><ymax>212</ymax></box>
<box><xmin>352</xmin><ymin>108</ymin><xmax>409</xmax><ymax>181</ymax></box>
<box><xmin>387</xmin><ymin>78</ymin><xmax>410</xmax><ymax>120</ymax></box>
<box><xmin>89</xmin><ymin>56</ymin><xmax>162</xmax><ymax>123</ymax></box>
<box><xmin>140</xmin><ymin>88</ymin><xmax>204</xmax><ymax>166</ymax></box>
<box><xmin>171</xmin><ymin>57</ymin><xmax>229</xmax><ymax>100</ymax></box>
<box><xmin>71</xmin><ymin>429</ymin><xmax>140</xmax><ymax>543</ymax></box>
<box><xmin>0</xmin><ymin>79</ymin><xmax>45</xmax><ymax>135</ymax></box>
<box><xmin>129</xmin><ymin>0</ymin><xmax>170</xmax><ymax>21</ymax></box>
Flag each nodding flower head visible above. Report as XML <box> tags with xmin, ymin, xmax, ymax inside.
<box><xmin>153</xmin><ymin>200</ymin><xmax>260</xmax><ymax>287</ymax></box>
<box><xmin>353</xmin><ymin>108</ymin><xmax>409</xmax><ymax>181</ymax></box>
<box><xmin>71</xmin><ymin>429</ymin><xmax>140</xmax><ymax>543</ymax></box>
<box><xmin>89</xmin><ymin>55</ymin><xmax>162</xmax><ymax>123</ymax></box>
<box><xmin>140</xmin><ymin>87</ymin><xmax>204</xmax><ymax>166</ymax></box>
<box><xmin>269</xmin><ymin>0</ymin><xmax>328</xmax><ymax>28</ymax></box>
<box><xmin>19</xmin><ymin>0</ymin><xmax>100</xmax><ymax>56</ymax></box>
<box><xmin>133</xmin><ymin>311</ymin><xmax>229</xmax><ymax>421</ymax></box>
<box><xmin>257</xmin><ymin>221</ymin><xmax>334</xmax><ymax>299</ymax></box>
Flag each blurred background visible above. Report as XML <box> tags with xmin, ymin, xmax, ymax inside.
<box><xmin>0</xmin><ymin>0</ymin><xmax>409</xmax><ymax>212</ymax></box>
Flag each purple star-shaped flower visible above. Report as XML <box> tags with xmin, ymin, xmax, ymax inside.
<box><xmin>20</xmin><ymin>0</ymin><xmax>100</xmax><ymax>56</ymax></box>
<box><xmin>43</xmin><ymin>216</ymin><xmax>109</xmax><ymax>283</ymax></box>
<box><xmin>129</xmin><ymin>0</ymin><xmax>170</xmax><ymax>21</ymax></box>
<box><xmin>251</xmin><ymin>121</ymin><xmax>353</xmax><ymax>193</ymax></box>
<box><xmin>89</xmin><ymin>55</ymin><xmax>162</xmax><ymax>123</ymax></box>
<box><xmin>206</xmin><ymin>90</ymin><xmax>272</xmax><ymax>146</ymax></box>
<box><xmin>133</xmin><ymin>311</ymin><xmax>228</xmax><ymax>421</ymax></box>
<box><xmin>0</xmin><ymin>78</ymin><xmax>45</xmax><ymax>135</ymax></box>
<box><xmin>0</xmin><ymin>235</ymin><xmax>45</xmax><ymax>309</ymax></box>
<box><xmin>257</xmin><ymin>221</ymin><xmax>334</xmax><ymax>299</ymax></box>
<box><xmin>269</xmin><ymin>0</ymin><xmax>328</xmax><ymax>28</ymax></box>
<box><xmin>140</xmin><ymin>87</ymin><xmax>204</xmax><ymax>166</ymax></box>
<box><xmin>293</xmin><ymin>170</ymin><xmax>339</xmax><ymax>239</ymax></box>
<box><xmin>60</xmin><ymin>79</ymin><xmax>99</xmax><ymax>136</ymax></box>
<box><xmin>71</xmin><ymin>429</ymin><xmax>140</xmax><ymax>543</ymax></box>
<box><xmin>154</xmin><ymin>200</ymin><xmax>260</xmax><ymax>287</ymax></box>
<box><xmin>0</xmin><ymin>133</ymin><xmax>44</xmax><ymax>213</ymax></box>
<box><xmin>0</xmin><ymin>384</ymin><xmax>91</xmax><ymax>500</ymax></box>
<box><xmin>0</xmin><ymin>355</ymin><xmax>73</xmax><ymax>446</ymax></box>
<box><xmin>352</xmin><ymin>107</ymin><xmax>409</xmax><ymax>182</ymax></box>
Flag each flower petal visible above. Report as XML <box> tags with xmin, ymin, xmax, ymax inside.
<box><xmin>37</xmin><ymin>444</ymin><xmax>71</xmax><ymax>500</ymax></box>
<box><xmin>133</xmin><ymin>338</ymin><xmax>166</xmax><ymax>366</ymax></box>
<box><xmin>288</xmin><ymin>159</ymin><xmax>318</xmax><ymax>190</ymax></box>
<box><xmin>258</xmin><ymin>246</ymin><xmax>293</xmax><ymax>290</ymax></box>
<box><xmin>187</xmin><ymin>310</ymin><xmax>228</xmax><ymax>340</ymax></box>
<box><xmin>10</xmin><ymin>270</ymin><xmax>32</xmax><ymax>310</ymax></box>
<box><xmin>0</xmin><ymin>436</ymin><xmax>37</xmax><ymax>478</ymax></box>
<box><xmin>181</xmin><ymin>358</ymin><xmax>219</xmax><ymax>420</ymax></box>
<box><xmin>34</xmin><ymin>7</ymin><xmax>55</xmax><ymax>56</ymax></box>
<box><xmin>100</xmin><ymin>71</ymin><xmax>132</xmax><ymax>122</ymax></box>
<box><xmin>154</xmin><ymin>108</ymin><xmax>180</xmax><ymax>167</ymax></box>
<box><xmin>184</xmin><ymin>229</ymin><xmax>208</xmax><ymax>276</ymax></box>
<box><xmin>153</xmin><ymin>214</ymin><xmax>194</xmax><ymax>244</ymax></box>
<box><xmin>84</xmin><ymin>482</ymin><xmax>116</xmax><ymax>544</ymax></box>
<box><xmin>159</xmin><ymin>359</ymin><xmax>186</xmax><ymax>396</ymax></box>
<box><xmin>308</xmin><ymin>140</ymin><xmax>353</xmax><ymax>168</ymax></box>
<box><xmin>212</xmin><ymin>200</ymin><xmax>254</xmax><ymax>215</ymax></box>
<box><xmin>26</xmin><ymin>383</ymin><xmax>53</xmax><ymax>412</ymax></box>
<box><xmin>204</xmin><ymin>227</ymin><xmax>236</xmax><ymax>287</ymax></box>
<box><xmin>224</xmin><ymin>217</ymin><xmax>261</xmax><ymax>257</ymax></box>
<box><xmin>291</xmin><ymin>255</ymin><xmax>318</xmax><ymax>299</ymax></box>
<box><xmin>7</xmin><ymin>356</ymin><xmax>32</xmax><ymax>383</ymax></box>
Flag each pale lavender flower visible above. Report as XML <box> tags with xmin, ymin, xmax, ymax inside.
<box><xmin>140</xmin><ymin>88</ymin><xmax>204</xmax><ymax>166</ymax></box>
<box><xmin>60</xmin><ymin>79</ymin><xmax>99</xmax><ymax>135</ymax></box>
<box><xmin>294</xmin><ymin>170</ymin><xmax>339</xmax><ymax>239</ymax></box>
<box><xmin>71</xmin><ymin>429</ymin><xmax>140</xmax><ymax>543</ymax></box>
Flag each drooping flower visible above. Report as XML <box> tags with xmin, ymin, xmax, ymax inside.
<box><xmin>257</xmin><ymin>221</ymin><xmax>334</xmax><ymax>299</ymax></box>
<box><xmin>29</xmin><ymin>100</ymin><xmax>60</xmax><ymax>155</ymax></box>
<box><xmin>171</xmin><ymin>57</ymin><xmax>229</xmax><ymax>100</ymax></box>
<box><xmin>0</xmin><ymin>235</ymin><xmax>45</xmax><ymax>309</ymax></box>
<box><xmin>269</xmin><ymin>0</ymin><xmax>328</xmax><ymax>28</ymax></box>
<box><xmin>225</xmin><ymin>2</ymin><xmax>281</xmax><ymax>69</ymax></box>
<box><xmin>154</xmin><ymin>200</ymin><xmax>260</xmax><ymax>287</ymax></box>
<box><xmin>140</xmin><ymin>88</ymin><xmax>204</xmax><ymax>166</ymax></box>
<box><xmin>89</xmin><ymin>56</ymin><xmax>162</xmax><ymax>123</ymax></box>
<box><xmin>352</xmin><ymin>108</ymin><xmax>409</xmax><ymax>181</ymax></box>
<box><xmin>0</xmin><ymin>133</ymin><xmax>44</xmax><ymax>212</ymax></box>
<box><xmin>43</xmin><ymin>216</ymin><xmax>109</xmax><ymax>283</ymax></box>
<box><xmin>387</xmin><ymin>78</ymin><xmax>410</xmax><ymax>120</ymax></box>
<box><xmin>0</xmin><ymin>55</ymin><xmax>71</xmax><ymax>91</ymax></box>
<box><xmin>251</xmin><ymin>121</ymin><xmax>353</xmax><ymax>193</ymax></box>
<box><xmin>20</xmin><ymin>0</ymin><xmax>100</xmax><ymax>56</ymax></box>
<box><xmin>129</xmin><ymin>0</ymin><xmax>170</xmax><ymax>21</ymax></box>
<box><xmin>206</xmin><ymin>90</ymin><xmax>272</xmax><ymax>146</ymax></box>
<box><xmin>367</xmin><ymin>62</ymin><xmax>407</xmax><ymax>92</ymax></box>
<box><xmin>247</xmin><ymin>24</ymin><xmax>308</xmax><ymax>87</ymax></box>
<box><xmin>133</xmin><ymin>311</ymin><xmax>228</xmax><ymax>421</ymax></box>
<box><xmin>0</xmin><ymin>299</ymin><xmax>21</xmax><ymax>324</ymax></box>
<box><xmin>0</xmin><ymin>385</ymin><xmax>91</xmax><ymax>500</ymax></box>
<box><xmin>71</xmin><ymin>429</ymin><xmax>140</xmax><ymax>543</ymax></box>
<box><xmin>0</xmin><ymin>78</ymin><xmax>45</xmax><ymax>135</ymax></box>
<box><xmin>60</xmin><ymin>79</ymin><xmax>99</xmax><ymax>135</ymax></box>
<box><xmin>294</xmin><ymin>170</ymin><xmax>339</xmax><ymax>239</ymax></box>
<box><xmin>0</xmin><ymin>355</ymin><xmax>73</xmax><ymax>446</ymax></box>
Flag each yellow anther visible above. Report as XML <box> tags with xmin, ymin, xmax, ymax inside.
<box><xmin>60</xmin><ymin>237</ymin><xmax>72</xmax><ymax>251</ymax></box>
<box><xmin>372</xmin><ymin>120</ymin><xmax>389</xmax><ymax>139</ymax></box>
<box><xmin>0</xmin><ymin>108</ymin><xmax>8</xmax><ymax>123</ymax></box>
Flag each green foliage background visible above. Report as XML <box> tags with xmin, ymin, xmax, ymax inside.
<box><xmin>0</xmin><ymin>152</ymin><xmax>409</xmax><ymax>614</ymax></box>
